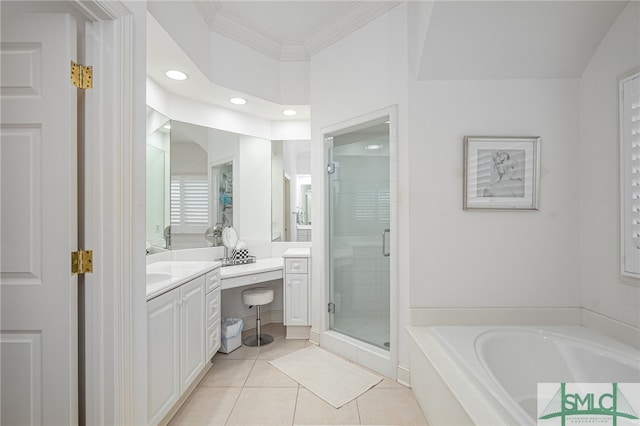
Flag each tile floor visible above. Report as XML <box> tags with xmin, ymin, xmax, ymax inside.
<box><xmin>168</xmin><ymin>323</ymin><xmax>428</xmax><ymax>426</ymax></box>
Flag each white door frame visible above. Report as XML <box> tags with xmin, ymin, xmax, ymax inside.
<box><xmin>73</xmin><ymin>1</ymin><xmax>145</xmax><ymax>424</ymax></box>
<box><xmin>318</xmin><ymin>105</ymin><xmax>399</xmax><ymax>379</ymax></box>
<box><xmin>1</xmin><ymin>0</ymin><xmax>144</xmax><ymax>423</ymax></box>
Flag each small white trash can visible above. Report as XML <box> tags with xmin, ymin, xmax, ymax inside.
<box><xmin>219</xmin><ymin>317</ymin><xmax>243</xmax><ymax>354</ymax></box>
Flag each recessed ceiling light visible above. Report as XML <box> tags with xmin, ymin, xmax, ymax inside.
<box><xmin>365</xmin><ymin>144</ymin><xmax>383</xmax><ymax>150</ymax></box>
<box><xmin>165</xmin><ymin>70</ymin><xmax>188</xmax><ymax>81</ymax></box>
<box><xmin>230</xmin><ymin>97</ymin><xmax>247</xmax><ymax>105</ymax></box>
<box><xmin>282</xmin><ymin>109</ymin><xmax>297</xmax><ymax>116</ymax></box>
<box><xmin>163</xmin><ymin>124</ymin><xmax>171</xmax><ymax>130</ymax></box>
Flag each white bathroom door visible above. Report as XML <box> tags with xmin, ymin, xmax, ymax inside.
<box><xmin>1</xmin><ymin>13</ymin><xmax>79</xmax><ymax>425</ymax></box>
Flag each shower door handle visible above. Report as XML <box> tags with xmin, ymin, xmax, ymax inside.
<box><xmin>382</xmin><ymin>229</ymin><xmax>390</xmax><ymax>257</ymax></box>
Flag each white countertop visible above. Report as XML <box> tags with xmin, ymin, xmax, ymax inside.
<box><xmin>147</xmin><ymin>257</ymin><xmax>295</xmax><ymax>300</ymax></box>
<box><xmin>282</xmin><ymin>247</ymin><xmax>311</xmax><ymax>257</ymax></box>
<box><xmin>220</xmin><ymin>257</ymin><xmax>283</xmax><ymax>279</ymax></box>
<box><xmin>146</xmin><ymin>260</ymin><xmax>221</xmax><ymax>300</ymax></box>
<box><xmin>220</xmin><ymin>257</ymin><xmax>285</xmax><ymax>290</ymax></box>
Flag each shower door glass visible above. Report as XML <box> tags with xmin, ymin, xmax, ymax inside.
<box><xmin>328</xmin><ymin>117</ymin><xmax>391</xmax><ymax>351</ymax></box>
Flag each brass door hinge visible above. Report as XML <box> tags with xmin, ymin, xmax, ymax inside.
<box><xmin>71</xmin><ymin>250</ymin><xmax>93</xmax><ymax>275</ymax></box>
<box><xmin>70</xmin><ymin>61</ymin><xmax>93</xmax><ymax>89</ymax></box>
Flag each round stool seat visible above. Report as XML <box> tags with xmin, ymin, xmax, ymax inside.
<box><xmin>241</xmin><ymin>287</ymin><xmax>274</xmax><ymax>348</ymax></box>
<box><xmin>242</xmin><ymin>287</ymin><xmax>274</xmax><ymax>306</ymax></box>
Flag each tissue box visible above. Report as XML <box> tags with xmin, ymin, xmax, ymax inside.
<box><xmin>232</xmin><ymin>248</ymin><xmax>249</xmax><ymax>261</ymax></box>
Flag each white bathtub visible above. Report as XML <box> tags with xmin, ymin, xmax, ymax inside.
<box><xmin>407</xmin><ymin>325</ymin><xmax>640</xmax><ymax>425</ymax></box>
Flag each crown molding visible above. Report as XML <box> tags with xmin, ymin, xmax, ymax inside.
<box><xmin>193</xmin><ymin>0</ymin><xmax>403</xmax><ymax>62</ymax></box>
<box><xmin>192</xmin><ymin>0</ymin><xmax>219</xmax><ymax>29</ymax></box>
<box><xmin>280</xmin><ymin>42</ymin><xmax>311</xmax><ymax>62</ymax></box>
<box><xmin>302</xmin><ymin>1</ymin><xmax>402</xmax><ymax>56</ymax></box>
<box><xmin>213</xmin><ymin>12</ymin><xmax>309</xmax><ymax>61</ymax></box>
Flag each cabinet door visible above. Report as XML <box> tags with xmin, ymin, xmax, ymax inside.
<box><xmin>285</xmin><ymin>273</ymin><xmax>308</xmax><ymax>326</ymax></box>
<box><xmin>147</xmin><ymin>289</ymin><xmax>180</xmax><ymax>424</ymax></box>
<box><xmin>179</xmin><ymin>276</ymin><xmax>206</xmax><ymax>393</ymax></box>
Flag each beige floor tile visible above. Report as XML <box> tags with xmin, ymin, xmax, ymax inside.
<box><xmin>241</xmin><ymin>322</ymin><xmax>285</xmax><ymax>339</ymax></box>
<box><xmin>261</xmin><ymin>322</ymin><xmax>286</xmax><ymax>337</ymax></box>
<box><xmin>214</xmin><ymin>344</ymin><xmax>261</xmax><ymax>360</ymax></box>
<box><xmin>352</xmin><ymin>364</ymin><xmax>405</xmax><ymax>389</ymax></box>
<box><xmin>225</xmin><ymin>387</ymin><xmax>298</xmax><ymax>426</ymax></box>
<box><xmin>168</xmin><ymin>386</ymin><xmax>241</xmax><ymax>426</ymax></box>
<box><xmin>257</xmin><ymin>338</ymin><xmax>307</xmax><ymax>360</ymax></box>
<box><xmin>374</xmin><ymin>376</ymin><xmax>408</xmax><ymax>389</ymax></box>
<box><xmin>293</xmin><ymin>388</ymin><xmax>360</xmax><ymax>425</ymax></box>
<box><xmin>245</xmin><ymin>360</ymin><xmax>298</xmax><ymax>388</ymax></box>
<box><xmin>200</xmin><ymin>359</ymin><xmax>255</xmax><ymax>387</ymax></box>
<box><xmin>356</xmin><ymin>388</ymin><xmax>428</xmax><ymax>425</ymax></box>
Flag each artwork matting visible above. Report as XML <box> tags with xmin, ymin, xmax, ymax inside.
<box><xmin>463</xmin><ymin>136</ymin><xmax>541</xmax><ymax>210</ymax></box>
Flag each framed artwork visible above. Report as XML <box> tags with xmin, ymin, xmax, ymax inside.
<box><xmin>463</xmin><ymin>136</ymin><xmax>541</xmax><ymax>210</ymax></box>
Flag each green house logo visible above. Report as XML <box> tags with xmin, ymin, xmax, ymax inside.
<box><xmin>539</xmin><ymin>383</ymin><xmax>639</xmax><ymax>425</ymax></box>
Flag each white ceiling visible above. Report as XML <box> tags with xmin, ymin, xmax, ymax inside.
<box><xmin>148</xmin><ymin>1</ymin><xmax>630</xmax><ymax>121</ymax></box>
<box><xmin>194</xmin><ymin>1</ymin><xmax>403</xmax><ymax>61</ymax></box>
<box><xmin>147</xmin><ymin>1</ymin><xmax>401</xmax><ymax>121</ymax></box>
<box><xmin>147</xmin><ymin>13</ymin><xmax>311</xmax><ymax>121</ymax></box>
<box><xmin>418</xmin><ymin>1</ymin><xmax>629</xmax><ymax>80</ymax></box>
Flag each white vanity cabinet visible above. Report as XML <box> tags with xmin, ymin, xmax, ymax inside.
<box><xmin>147</xmin><ymin>265</ymin><xmax>221</xmax><ymax>425</ymax></box>
<box><xmin>283</xmin><ymin>252</ymin><xmax>310</xmax><ymax>327</ymax></box>
<box><xmin>204</xmin><ymin>268</ymin><xmax>221</xmax><ymax>360</ymax></box>
<box><xmin>178</xmin><ymin>276</ymin><xmax>206</xmax><ymax>392</ymax></box>
<box><xmin>147</xmin><ymin>286</ymin><xmax>180</xmax><ymax>425</ymax></box>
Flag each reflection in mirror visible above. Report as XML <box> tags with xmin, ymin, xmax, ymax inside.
<box><xmin>149</xmin><ymin>118</ymin><xmax>272</xmax><ymax>249</ymax></box>
<box><xmin>271</xmin><ymin>140</ymin><xmax>311</xmax><ymax>242</ymax></box>
<box><xmin>146</xmin><ymin>107</ymin><xmax>170</xmax><ymax>251</ymax></box>
<box><xmin>211</xmin><ymin>161</ymin><xmax>233</xmax><ymax>229</ymax></box>
<box><xmin>145</xmin><ymin>109</ymin><xmax>311</xmax><ymax>249</ymax></box>
<box><xmin>169</xmin><ymin>121</ymin><xmax>209</xmax><ymax>249</ymax></box>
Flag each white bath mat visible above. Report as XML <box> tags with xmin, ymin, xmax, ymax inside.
<box><xmin>269</xmin><ymin>345</ymin><xmax>382</xmax><ymax>408</ymax></box>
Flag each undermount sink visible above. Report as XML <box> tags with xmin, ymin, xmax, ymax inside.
<box><xmin>146</xmin><ymin>272</ymin><xmax>172</xmax><ymax>285</ymax></box>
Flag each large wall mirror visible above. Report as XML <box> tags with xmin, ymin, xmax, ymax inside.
<box><xmin>146</xmin><ymin>107</ymin><xmax>170</xmax><ymax>249</ymax></box>
<box><xmin>271</xmin><ymin>140</ymin><xmax>312</xmax><ymax>242</ymax></box>
<box><xmin>146</xmin><ymin>107</ymin><xmax>311</xmax><ymax>251</ymax></box>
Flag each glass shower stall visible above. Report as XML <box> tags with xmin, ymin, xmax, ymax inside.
<box><xmin>326</xmin><ymin>117</ymin><xmax>391</xmax><ymax>351</ymax></box>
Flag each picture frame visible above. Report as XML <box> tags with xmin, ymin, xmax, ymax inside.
<box><xmin>463</xmin><ymin>136</ymin><xmax>541</xmax><ymax>210</ymax></box>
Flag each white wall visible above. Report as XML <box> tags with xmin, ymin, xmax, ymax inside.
<box><xmin>409</xmin><ymin>79</ymin><xmax>581</xmax><ymax>308</ymax></box>
<box><xmin>147</xmin><ymin>1</ymin><xmax>211</xmax><ymax>76</ymax></box>
<box><xmin>238</xmin><ymin>136</ymin><xmax>272</xmax><ymax>241</ymax></box>
<box><xmin>171</xmin><ymin>142</ymin><xmax>207</xmax><ymax>175</ymax></box>
<box><xmin>147</xmin><ymin>77</ymin><xmax>310</xmax><ymax>142</ymax></box>
<box><xmin>579</xmin><ymin>2</ymin><xmax>640</xmax><ymax>329</ymax></box>
<box><xmin>148</xmin><ymin>1</ymin><xmax>309</xmax><ymax>105</ymax></box>
<box><xmin>310</xmin><ymin>4</ymin><xmax>411</xmax><ymax>373</ymax></box>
